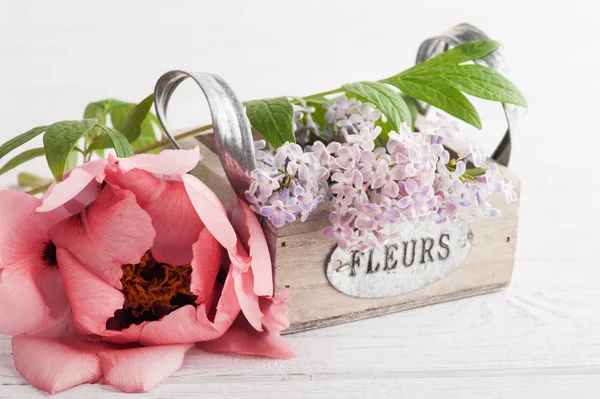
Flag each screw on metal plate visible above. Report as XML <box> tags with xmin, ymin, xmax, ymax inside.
<box><xmin>458</xmin><ymin>232</ymin><xmax>474</xmax><ymax>248</ymax></box>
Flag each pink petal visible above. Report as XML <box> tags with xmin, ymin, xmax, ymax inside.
<box><xmin>114</xmin><ymin>147</ymin><xmax>201</xmax><ymax>177</ymax></box>
<box><xmin>199</xmin><ymin>291</ymin><xmax>296</xmax><ymax>359</ymax></box>
<box><xmin>234</xmin><ymin>268</ymin><xmax>263</xmax><ymax>332</ymax></box>
<box><xmin>182</xmin><ymin>174</ymin><xmax>237</xmax><ymax>251</ymax></box>
<box><xmin>38</xmin><ymin>159</ymin><xmax>107</xmax><ymax>213</ymax></box>
<box><xmin>405</xmin><ymin>178</ymin><xmax>418</xmax><ymax>194</ymax></box>
<box><xmin>385</xmin><ymin>180</ymin><xmax>400</xmax><ymax>198</ymax></box>
<box><xmin>0</xmin><ymin>261</ymin><xmax>68</xmax><ymax>336</ymax></box>
<box><xmin>131</xmin><ymin>268</ymin><xmax>241</xmax><ymax>346</ymax></box>
<box><xmin>190</xmin><ymin>228</ymin><xmax>221</xmax><ymax>304</ymax></box>
<box><xmin>49</xmin><ymin>185</ymin><xmax>155</xmax><ymax>289</ymax></box>
<box><xmin>137</xmin><ymin>306</ymin><xmax>218</xmax><ymax>346</ymax></box>
<box><xmin>0</xmin><ymin>190</ymin><xmax>56</xmax><ymax>266</ymax></box>
<box><xmin>105</xmin><ymin>168</ymin><xmax>201</xmax><ymax>265</ymax></box>
<box><xmin>0</xmin><ymin>191</ymin><xmax>69</xmax><ymax>335</ymax></box>
<box><xmin>199</xmin><ymin>326</ymin><xmax>297</xmax><ymax>359</ymax></box>
<box><xmin>389</xmin><ymin>164</ymin><xmax>404</xmax><ymax>180</ymax></box>
<box><xmin>102</xmin><ymin>322</ymin><xmax>145</xmax><ymax>345</ymax></box>
<box><xmin>12</xmin><ymin>336</ymin><xmax>107</xmax><ymax>394</ymax></box>
<box><xmin>230</xmin><ymin>199</ymin><xmax>273</xmax><ymax>296</ymax></box>
<box><xmin>98</xmin><ymin>343</ymin><xmax>193</xmax><ymax>393</ymax></box>
<box><xmin>56</xmin><ymin>248</ymin><xmax>124</xmax><ymax>335</ymax></box>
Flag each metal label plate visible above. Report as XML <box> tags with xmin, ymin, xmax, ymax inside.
<box><xmin>326</xmin><ymin>219</ymin><xmax>473</xmax><ymax>298</ymax></box>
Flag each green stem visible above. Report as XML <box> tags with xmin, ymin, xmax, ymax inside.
<box><xmin>303</xmin><ymin>87</ymin><xmax>343</xmax><ymax>100</ymax></box>
<box><xmin>134</xmin><ymin>124</ymin><xmax>213</xmax><ymax>154</ymax></box>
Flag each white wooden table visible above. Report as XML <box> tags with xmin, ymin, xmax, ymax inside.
<box><xmin>1</xmin><ymin>259</ymin><xmax>598</xmax><ymax>398</ymax></box>
<box><xmin>1</xmin><ymin>1</ymin><xmax>599</xmax><ymax>397</ymax></box>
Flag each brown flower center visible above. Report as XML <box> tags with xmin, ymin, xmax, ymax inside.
<box><xmin>106</xmin><ymin>251</ymin><xmax>197</xmax><ymax>330</ymax></box>
<box><xmin>41</xmin><ymin>242</ymin><xmax>58</xmax><ymax>268</ymax></box>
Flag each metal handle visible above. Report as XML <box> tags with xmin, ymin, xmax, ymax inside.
<box><xmin>416</xmin><ymin>23</ymin><xmax>521</xmax><ymax>166</ymax></box>
<box><xmin>154</xmin><ymin>71</ymin><xmax>256</xmax><ymax>197</ymax></box>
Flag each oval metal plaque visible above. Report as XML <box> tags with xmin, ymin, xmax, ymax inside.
<box><xmin>326</xmin><ymin>219</ymin><xmax>473</xmax><ymax>298</ymax></box>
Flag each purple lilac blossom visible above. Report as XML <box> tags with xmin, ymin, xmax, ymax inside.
<box><xmin>247</xmin><ymin>100</ymin><xmax>518</xmax><ymax>251</ymax></box>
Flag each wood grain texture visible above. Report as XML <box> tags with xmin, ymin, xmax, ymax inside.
<box><xmin>183</xmin><ymin>134</ymin><xmax>520</xmax><ymax>333</ymax></box>
<box><xmin>0</xmin><ymin>260</ymin><xmax>598</xmax><ymax>398</ymax></box>
<box><xmin>1</xmin><ymin>2</ymin><xmax>599</xmax><ymax>397</ymax></box>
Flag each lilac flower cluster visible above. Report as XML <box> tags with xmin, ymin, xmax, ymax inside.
<box><xmin>248</xmin><ymin>96</ymin><xmax>518</xmax><ymax>251</ymax></box>
<box><xmin>294</xmin><ymin>97</ymin><xmax>382</xmax><ymax>145</ymax></box>
<box><xmin>245</xmin><ymin>140</ymin><xmax>328</xmax><ymax>228</ymax></box>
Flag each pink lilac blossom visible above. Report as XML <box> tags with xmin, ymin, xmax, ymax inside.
<box><xmin>295</xmin><ymin>96</ymin><xmax>382</xmax><ymax>144</ymax></box>
<box><xmin>249</xmin><ymin>100</ymin><xmax>518</xmax><ymax>251</ymax></box>
<box><xmin>245</xmin><ymin>141</ymin><xmax>328</xmax><ymax>228</ymax></box>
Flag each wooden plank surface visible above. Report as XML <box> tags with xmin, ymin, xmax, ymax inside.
<box><xmin>1</xmin><ymin>1</ymin><xmax>599</xmax><ymax>397</ymax></box>
<box><xmin>275</xmin><ymin>167</ymin><xmax>519</xmax><ymax>332</ymax></box>
<box><xmin>0</xmin><ymin>260</ymin><xmax>598</xmax><ymax>398</ymax></box>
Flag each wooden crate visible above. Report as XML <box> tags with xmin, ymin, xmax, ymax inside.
<box><xmin>183</xmin><ymin>133</ymin><xmax>520</xmax><ymax>334</ymax></box>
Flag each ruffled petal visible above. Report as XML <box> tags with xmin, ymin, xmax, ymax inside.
<box><xmin>199</xmin><ymin>291</ymin><xmax>296</xmax><ymax>359</ymax></box>
<box><xmin>190</xmin><ymin>228</ymin><xmax>221</xmax><ymax>304</ymax></box>
<box><xmin>230</xmin><ymin>199</ymin><xmax>273</xmax><ymax>296</ymax></box>
<box><xmin>98</xmin><ymin>343</ymin><xmax>193</xmax><ymax>393</ymax></box>
<box><xmin>234</xmin><ymin>268</ymin><xmax>263</xmax><ymax>331</ymax></box>
<box><xmin>182</xmin><ymin>174</ymin><xmax>237</xmax><ymax>251</ymax></box>
<box><xmin>0</xmin><ymin>190</ymin><xmax>56</xmax><ymax>266</ymax></box>
<box><xmin>114</xmin><ymin>147</ymin><xmax>201</xmax><ymax>177</ymax></box>
<box><xmin>12</xmin><ymin>336</ymin><xmax>106</xmax><ymax>394</ymax></box>
<box><xmin>0</xmin><ymin>260</ymin><xmax>68</xmax><ymax>336</ymax></box>
<box><xmin>56</xmin><ymin>248</ymin><xmax>124</xmax><ymax>335</ymax></box>
<box><xmin>105</xmin><ymin>168</ymin><xmax>201</xmax><ymax>265</ymax></box>
<box><xmin>0</xmin><ymin>191</ymin><xmax>69</xmax><ymax>335</ymax></box>
<box><xmin>38</xmin><ymin>159</ymin><xmax>107</xmax><ymax>213</ymax></box>
<box><xmin>49</xmin><ymin>185</ymin><xmax>155</xmax><ymax>289</ymax></box>
<box><xmin>117</xmin><ymin>267</ymin><xmax>240</xmax><ymax>346</ymax></box>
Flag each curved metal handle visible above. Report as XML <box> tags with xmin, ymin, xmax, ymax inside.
<box><xmin>154</xmin><ymin>71</ymin><xmax>256</xmax><ymax>197</ymax></box>
<box><xmin>416</xmin><ymin>23</ymin><xmax>520</xmax><ymax>166</ymax></box>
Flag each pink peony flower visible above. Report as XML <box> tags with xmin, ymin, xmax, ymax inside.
<box><xmin>0</xmin><ymin>147</ymin><xmax>295</xmax><ymax>395</ymax></box>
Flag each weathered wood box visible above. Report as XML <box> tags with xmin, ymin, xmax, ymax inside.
<box><xmin>154</xmin><ymin>23</ymin><xmax>521</xmax><ymax>333</ymax></box>
<box><xmin>182</xmin><ymin>134</ymin><xmax>519</xmax><ymax>333</ymax></box>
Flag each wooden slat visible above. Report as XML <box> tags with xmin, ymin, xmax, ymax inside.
<box><xmin>183</xmin><ymin>134</ymin><xmax>520</xmax><ymax>333</ymax></box>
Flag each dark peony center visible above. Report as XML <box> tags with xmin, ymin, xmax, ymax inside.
<box><xmin>41</xmin><ymin>242</ymin><xmax>58</xmax><ymax>267</ymax></box>
<box><xmin>106</xmin><ymin>251</ymin><xmax>197</xmax><ymax>331</ymax></box>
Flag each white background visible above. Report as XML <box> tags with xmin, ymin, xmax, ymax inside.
<box><xmin>0</xmin><ymin>1</ymin><xmax>599</xmax><ymax>398</ymax></box>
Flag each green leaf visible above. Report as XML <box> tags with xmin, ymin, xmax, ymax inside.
<box><xmin>289</xmin><ymin>96</ymin><xmax>307</xmax><ymax>107</ymax></box>
<box><xmin>407</xmin><ymin>40</ymin><xmax>502</xmax><ymax>73</ymax></box>
<box><xmin>83</xmin><ymin>100</ymin><xmax>130</xmax><ymax>156</ymax></box>
<box><xmin>96</xmin><ymin>124</ymin><xmax>134</xmax><ymax>157</ymax></box>
<box><xmin>306</xmin><ymin>98</ymin><xmax>329</xmax><ymax>128</ymax></box>
<box><xmin>65</xmin><ymin>151</ymin><xmax>80</xmax><ymax>174</ymax></box>
<box><xmin>109</xmin><ymin>103</ymin><xmax>159</xmax><ymax>153</ymax></box>
<box><xmin>465</xmin><ymin>167</ymin><xmax>487</xmax><ymax>177</ymax></box>
<box><xmin>377</xmin><ymin>39</ymin><xmax>527</xmax><ymax>128</ymax></box>
<box><xmin>0</xmin><ymin>125</ymin><xmax>47</xmax><ymax>160</ymax></box>
<box><xmin>0</xmin><ymin>147</ymin><xmax>45</xmax><ymax>175</ymax></box>
<box><xmin>83</xmin><ymin>99</ymin><xmax>129</xmax><ymax>121</ymax></box>
<box><xmin>43</xmin><ymin>119</ymin><xmax>97</xmax><ymax>181</ymax></box>
<box><xmin>115</xmin><ymin>94</ymin><xmax>154</xmax><ymax>143</ymax></box>
<box><xmin>18</xmin><ymin>172</ymin><xmax>53</xmax><ymax>188</ymax></box>
<box><xmin>83</xmin><ymin>102</ymin><xmax>107</xmax><ymax>124</ymax></box>
<box><xmin>343</xmin><ymin>81</ymin><xmax>412</xmax><ymax>139</ymax></box>
<box><xmin>130</xmin><ymin>119</ymin><xmax>160</xmax><ymax>153</ymax></box>
<box><xmin>408</xmin><ymin>65</ymin><xmax>527</xmax><ymax>107</ymax></box>
<box><xmin>305</xmin><ymin>96</ymin><xmax>333</xmax><ymax>105</ymax></box>
<box><xmin>401</xmin><ymin>94</ymin><xmax>420</xmax><ymax>129</ymax></box>
<box><xmin>389</xmin><ymin>78</ymin><xmax>481</xmax><ymax>128</ymax></box>
<box><xmin>244</xmin><ymin>97</ymin><xmax>295</xmax><ymax>148</ymax></box>
<box><xmin>89</xmin><ymin>97</ymin><xmax>160</xmax><ymax>153</ymax></box>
